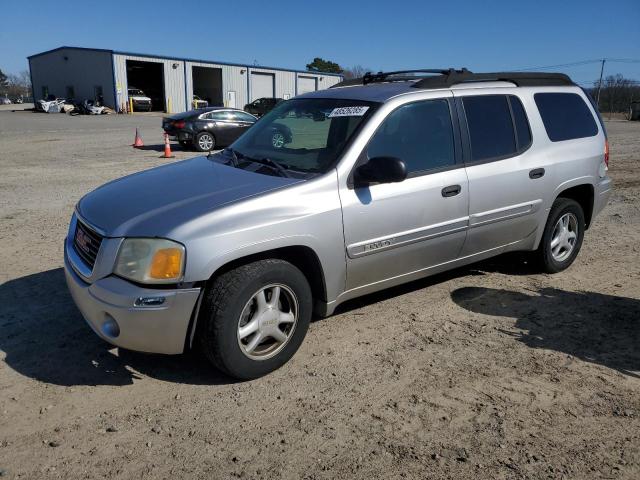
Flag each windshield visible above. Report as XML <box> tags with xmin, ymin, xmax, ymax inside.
<box><xmin>129</xmin><ymin>89</ymin><xmax>145</xmax><ymax>96</ymax></box>
<box><xmin>230</xmin><ymin>98</ymin><xmax>377</xmax><ymax>175</ymax></box>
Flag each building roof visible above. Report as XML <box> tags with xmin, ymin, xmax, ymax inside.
<box><xmin>27</xmin><ymin>46</ymin><xmax>344</xmax><ymax>78</ymax></box>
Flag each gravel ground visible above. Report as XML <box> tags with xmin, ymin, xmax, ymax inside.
<box><xmin>0</xmin><ymin>111</ymin><xmax>639</xmax><ymax>479</ymax></box>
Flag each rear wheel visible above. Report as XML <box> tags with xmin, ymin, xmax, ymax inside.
<box><xmin>194</xmin><ymin>132</ymin><xmax>215</xmax><ymax>152</ymax></box>
<box><xmin>535</xmin><ymin>198</ymin><xmax>585</xmax><ymax>273</ymax></box>
<box><xmin>198</xmin><ymin>259</ymin><xmax>312</xmax><ymax>380</ymax></box>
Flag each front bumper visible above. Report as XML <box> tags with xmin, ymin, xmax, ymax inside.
<box><xmin>64</xmin><ymin>241</ymin><xmax>201</xmax><ymax>355</ymax></box>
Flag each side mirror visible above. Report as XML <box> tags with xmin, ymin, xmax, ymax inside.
<box><xmin>354</xmin><ymin>156</ymin><xmax>407</xmax><ymax>187</ymax></box>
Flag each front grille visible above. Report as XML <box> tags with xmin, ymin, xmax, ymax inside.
<box><xmin>73</xmin><ymin>220</ymin><xmax>103</xmax><ymax>270</ymax></box>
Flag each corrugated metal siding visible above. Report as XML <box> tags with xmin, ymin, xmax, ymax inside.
<box><xmin>323</xmin><ymin>75</ymin><xmax>342</xmax><ymax>88</ymax></box>
<box><xmin>293</xmin><ymin>72</ymin><xmax>341</xmax><ymax>97</ymax></box>
<box><xmin>185</xmin><ymin>61</ymin><xmax>248</xmax><ymax>110</ymax></box>
<box><xmin>29</xmin><ymin>48</ymin><xmax>115</xmax><ymax>107</ymax></box>
<box><xmin>248</xmin><ymin>68</ymin><xmax>296</xmax><ymax>101</ymax></box>
<box><xmin>112</xmin><ymin>53</ymin><xmax>186</xmax><ymax>113</ymax></box>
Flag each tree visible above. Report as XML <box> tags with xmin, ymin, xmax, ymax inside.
<box><xmin>6</xmin><ymin>70</ymin><xmax>31</xmax><ymax>98</ymax></box>
<box><xmin>591</xmin><ymin>74</ymin><xmax>640</xmax><ymax>117</ymax></box>
<box><xmin>342</xmin><ymin>65</ymin><xmax>371</xmax><ymax>79</ymax></box>
<box><xmin>306</xmin><ymin>57</ymin><xmax>343</xmax><ymax>74</ymax></box>
<box><xmin>0</xmin><ymin>69</ymin><xmax>8</xmax><ymax>95</ymax></box>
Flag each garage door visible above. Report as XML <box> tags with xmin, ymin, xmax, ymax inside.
<box><xmin>298</xmin><ymin>76</ymin><xmax>318</xmax><ymax>95</ymax></box>
<box><xmin>251</xmin><ymin>72</ymin><xmax>275</xmax><ymax>101</ymax></box>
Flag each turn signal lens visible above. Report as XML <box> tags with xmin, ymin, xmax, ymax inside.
<box><xmin>604</xmin><ymin>139</ymin><xmax>610</xmax><ymax>168</ymax></box>
<box><xmin>149</xmin><ymin>248</ymin><xmax>183</xmax><ymax>280</ymax></box>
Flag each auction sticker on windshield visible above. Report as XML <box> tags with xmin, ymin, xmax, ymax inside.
<box><xmin>328</xmin><ymin>106</ymin><xmax>369</xmax><ymax>117</ymax></box>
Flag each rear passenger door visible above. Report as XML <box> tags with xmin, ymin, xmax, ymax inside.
<box><xmin>455</xmin><ymin>92</ymin><xmax>546</xmax><ymax>256</ymax></box>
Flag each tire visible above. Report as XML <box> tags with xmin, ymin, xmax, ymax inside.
<box><xmin>535</xmin><ymin>198</ymin><xmax>585</xmax><ymax>273</ymax></box>
<box><xmin>194</xmin><ymin>132</ymin><xmax>215</xmax><ymax>152</ymax></box>
<box><xmin>198</xmin><ymin>259</ymin><xmax>313</xmax><ymax>380</ymax></box>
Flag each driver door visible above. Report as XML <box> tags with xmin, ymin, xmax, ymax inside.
<box><xmin>339</xmin><ymin>95</ymin><xmax>469</xmax><ymax>291</ymax></box>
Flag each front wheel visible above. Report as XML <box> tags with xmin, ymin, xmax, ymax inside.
<box><xmin>194</xmin><ymin>132</ymin><xmax>215</xmax><ymax>152</ymax></box>
<box><xmin>535</xmin><ymin>198</ymin><xmax>585</xmax><ymax>273</ymax></box>
<box><xmin>198</xmin><ymin>259</ymin><xmax>312</xmax><ymax>380</ymax></box>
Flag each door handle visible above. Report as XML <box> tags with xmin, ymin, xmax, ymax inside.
<box><xmin>441</xmin><ymin>184</ymin><xmax>461</xmax><ymax>197</ymax></box>
<box><xmin>529</xmin><ymin>168</ymin><xmax>545</xmax><ymax>179</ymax></box>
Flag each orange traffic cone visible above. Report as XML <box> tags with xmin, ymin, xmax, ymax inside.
<box><xmin>161</xmin><ymin>133</ymin><xmax>174</xmax><ymax>158</ymax></box>
<box><xmin>132</xmin><ymin>128</ymin><xmax>144</xmax><ymax>148</ymax></box>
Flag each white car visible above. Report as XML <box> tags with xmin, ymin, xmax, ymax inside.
<box><xmin>0</xmin><ymin>97</ymin><xmax>12</xmax><ymax>105</ymax></box>
<box><xmin>128</xmin><ymin>87</ymin><xmax>152</xmax><ymax>112</ymax></box>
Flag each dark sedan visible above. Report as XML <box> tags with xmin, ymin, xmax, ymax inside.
<box><xmin>162</xmin><ymin>107</ymin><xmax>258</xmax><ymax>152</ymax></box>
<box><xmin>244</xmin><ymin>97</ymin><xmax>283</xmax><ymax>117</ymax></box>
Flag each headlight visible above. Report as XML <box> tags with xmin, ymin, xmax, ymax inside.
<box><xmin>114</xmin><ymin>238</ymin><xmax>185</xmax><ymax>284</ymax></box>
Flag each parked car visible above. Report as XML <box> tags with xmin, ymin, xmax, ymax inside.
<box><xmin>65</xmin><ymin>69</ymin><xmax>611</xmax><ymax>380</ymax></box>
<box><xmin>192</xmin><ymin>95</ymin><xmax>209</xmax><ymax>109</ymax></box>
<box><xmin>0</xmin><ymin>97</ymin><xmax>12</xmax><ymax>105</ymax></box>
<box><xmin>128</xmin><ymin>87</ymin><xmax>152</xmax><ymax>112</ymax></box>
<box><xmin>162</xmin><ymin>107</ymin><xmax>261</xmax><ymax>151</ymax></box>
<box><xmin>244</xmin><ymin>97</ymin><xmax>283</xmax><ymax>117</ymax></box>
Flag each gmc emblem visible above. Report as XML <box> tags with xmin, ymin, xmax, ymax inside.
<box><xmin>75</xmin><ymin>228</ymin><xmax>91</xmax><ymax>253</ymax></box>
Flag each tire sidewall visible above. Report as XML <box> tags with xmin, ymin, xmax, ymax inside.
<box><xmin>208</xmin><ymin>262</ymin><xmax>312</xmax><ymax>379</ymax></box>
<box><xmin>541</xmin><ymin>199</ymin><xmax>585</xmax><ymax>273</ymax></box>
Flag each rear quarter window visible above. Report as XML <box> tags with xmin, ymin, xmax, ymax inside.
<box><xmin>534</xmin><ymin>92</ymin><xmax>598</xmax><ymax>142</ymax></box>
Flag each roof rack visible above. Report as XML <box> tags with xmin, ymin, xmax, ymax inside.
<box><xmin>332</xmin><ymin>69</ymin><xmax>468</xmax><ymax>88</ymax></box>
<box><xmin>331</xmin><ymin>69</ymin><xmax>575</xmax><ymax>89</ymax></box>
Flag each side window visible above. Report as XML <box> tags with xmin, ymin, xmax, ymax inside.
<box><xmin>534</xmin><ymin>92</ymin><xmax>598</xmax><ymax>142</ymax></box>
<box><xmin>208</xmin><ymin>111</ymin><xmax>231</xmax><ymax>121</ymax></box>
<box><xmin>367</xmin><ymin>99</ymin><xmax>456</xmax><ymax>174</ymax></box>
<box><xmin>233</xmin><ymin>111</ymin><xmax>256</xmax><ymax>122</ymax></box>
<box><xmin>463</xmin><ymin>95</ymin><xmax>516</xmax><ymax>162</ymax></box>
<box><xmin>508</xmin><ymin>95</ymin><xmax>532</xmax><ymax>149</ymax></box>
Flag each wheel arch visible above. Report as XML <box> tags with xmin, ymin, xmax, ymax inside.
<box><xmin>556</xmin><ymin>183</ymin><xmax>595</xmax><ymax>229</ymax></box>
<box><xmin>186</xmin><ymin>245</ymin><xmax>328</xmax><ymax>350</ymax></box>
<box><xmin>206</xmin><ymin>245</ymin><xmax>328</xmax><ymax>303</ymax></box>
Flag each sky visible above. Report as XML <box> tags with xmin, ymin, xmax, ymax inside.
<box><xmin>1</xmin><ymin>0</ymin><xmax>639</xmax><ymax>85</ymax></box>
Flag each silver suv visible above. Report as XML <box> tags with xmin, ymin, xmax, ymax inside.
<box><xmin>64</xmin><ymin>69</ymin><xmax>612</xmax><ymax>379</ymax></box>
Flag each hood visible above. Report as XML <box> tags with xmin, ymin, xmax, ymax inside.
<box><xmin>77</xmin><ymin>156</ymin><xmax>301</xmax><ymax>238</ymax></box>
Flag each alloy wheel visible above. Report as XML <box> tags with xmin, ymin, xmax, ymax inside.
<box><xmin>550</xmin><ymin>212</ymin><xmax>578</xmax><ymax>262</ymax></box>
<box><xmin>237</xmin><ymin>284</ymin><xmax>298</xmax><ymax>360</ymax></box>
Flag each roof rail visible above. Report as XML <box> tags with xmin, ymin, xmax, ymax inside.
<box><xmin>331</xmin><ymin>69</ymin><xmax>575</xmax><ymax>89</ymax></box>
<box><xmin>331</xmin><ymin>68</ymin><xmax>469</xmax><ymax>88</ymax></box>
<box><xmin>411</xmin><ymin>71</ymin><xmax>574</xmax><ymax>89</ymax></box>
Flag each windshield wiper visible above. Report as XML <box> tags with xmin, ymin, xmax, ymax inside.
<box><xmin>222</xmin><ymin>147</ymin><xmax>239</xmax><ymax>167</ymax></box>
<box><xmin>232</xmin><ymin>151</ymin><xmax>291</xmax><ymax>178</ymax></box>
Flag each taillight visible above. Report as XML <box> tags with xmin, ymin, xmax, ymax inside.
<box><xmin>173</xmin><ymin>120</ymin><xmax>185</xmax><ymax>129</ymax></box>
<box><xmin>604</xmin><ymin>139</ymin><xmax>609</xmax><ymax>168</ymax></box>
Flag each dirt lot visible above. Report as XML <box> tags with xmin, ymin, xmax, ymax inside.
<box><xmin>1</xmin><ymin>111</ymin><xmax>639</xmax><ymax>479</ymax></box>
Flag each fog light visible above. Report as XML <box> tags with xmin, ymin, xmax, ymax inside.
<box><xmin>101</xmin><ymin>314</ymin><xmax>120</xmax><ymax>338</ymax></box>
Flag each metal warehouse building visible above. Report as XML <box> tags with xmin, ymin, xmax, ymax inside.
<box><xmin>28</xmin><ymin>46</ymin><xmax>343</xmax><ymax>113</ymax></box>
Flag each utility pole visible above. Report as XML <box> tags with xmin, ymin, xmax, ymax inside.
<box><xmin>596</xmin><ymin>58</ymin><xmax>606</xmax><ymax>108</ymax></box>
